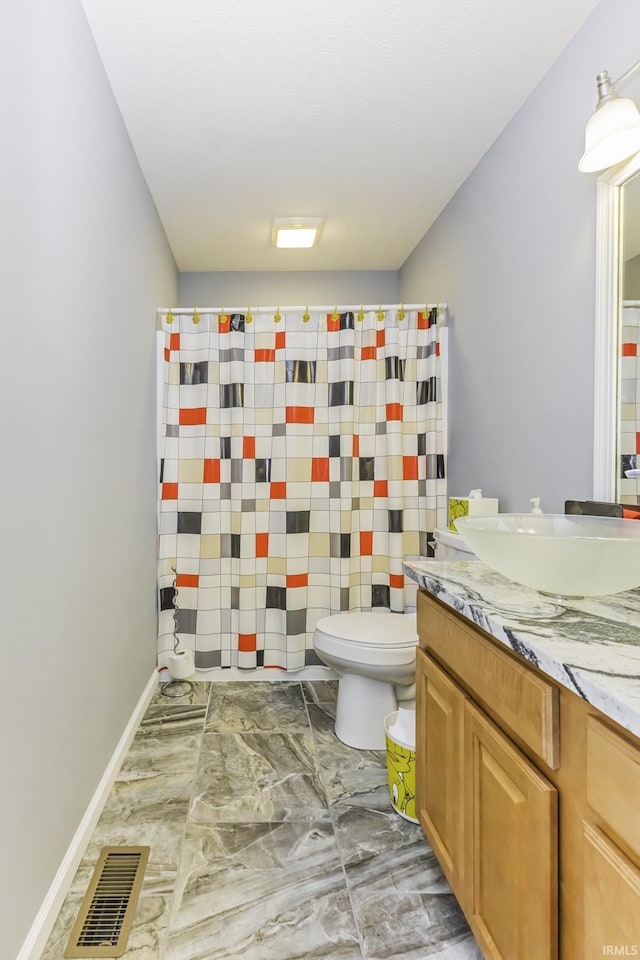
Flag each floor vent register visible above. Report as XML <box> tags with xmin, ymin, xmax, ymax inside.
<box><xmin>64</xmin><ymin>846</ymin><xmax>150</xmax><ymax>958</ymax></box>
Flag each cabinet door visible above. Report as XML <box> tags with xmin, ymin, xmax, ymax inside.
<box><xmin>416</xmin><ymin>649</ymin><xmax>465</xmax><ymax>893</ymax></box>
<box><xmin>582</xmin><ymin>821</ymin><xmax>640</xmax><ymax>960</ymax></box>
<box><xmin>465</xmin><ymin>700</ymin><xmax>558</xmax><ymax>960</ymax></box>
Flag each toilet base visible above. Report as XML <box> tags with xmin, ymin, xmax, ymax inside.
<box><xmin>334</xmin><ymin>674</ymin><xmax>397</xmax><ymax>750</ymax></box>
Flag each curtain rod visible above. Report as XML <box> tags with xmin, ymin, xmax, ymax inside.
<box><xmin>157</xmin><ymin>303</ymin><xmax>447</xmax><ymax>316</ymax></box>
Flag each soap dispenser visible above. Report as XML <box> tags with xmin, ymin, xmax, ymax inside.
<box><xmin>530</xmin><ymin>497</ymin><xmax>543</xmax><ymax>514</ymax></box>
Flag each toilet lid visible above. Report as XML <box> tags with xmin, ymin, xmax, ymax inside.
<box><xmin>315</xmin><ymin>611</ymin><xmax>417</xmax><ymax>647</ymax></box>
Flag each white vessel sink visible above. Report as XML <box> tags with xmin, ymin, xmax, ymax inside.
<box><xmin>453</xmin><ymin>513</ymin><xmax>640</xmax><ymax>597</ymax></box>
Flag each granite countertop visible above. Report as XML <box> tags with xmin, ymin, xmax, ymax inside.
<box><xmin>403</xmin><ymin>558</ymin><xmax>640</xmax><ymax>741</ymax></box>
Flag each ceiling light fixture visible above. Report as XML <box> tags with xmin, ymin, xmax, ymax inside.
<box><xmin>579</xmin><ymin>59</ymin><xmax>640</xmax><ymax>173</ymax></box>
<box><xmin>272</xmin><ymin>217</ymin><xmax>323</xmax><ymax>249</ymax></box>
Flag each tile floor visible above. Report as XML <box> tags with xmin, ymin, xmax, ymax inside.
<box><xmin>41</xmin><ymin>680</ymin><xmax>481</xmax><ymax>960</ymax></box>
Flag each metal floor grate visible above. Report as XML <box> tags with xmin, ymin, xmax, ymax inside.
<box><xmin>64</xmin><ymin>846</ymin><xmax>150</xmax><ymax>958</ymax></box>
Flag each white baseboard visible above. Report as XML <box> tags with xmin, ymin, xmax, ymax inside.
<box><xmin>192</xmin><ymin>665</ymin><xmax>336</xmax><ymax>682</ymax></box>
<box><xmin>16</xmin><ymin>669</ymin><xmax>159</xmax><ymax>960</ymax></box>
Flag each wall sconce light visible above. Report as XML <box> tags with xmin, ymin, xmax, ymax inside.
<box><xmin>272</xmin><ymin>217</ymin><xmax>323</xmax><ymax>248</ymax></box>
<box><xmin>579</xmin><ymin>59</ymin><xmax>640</xmax><ymax>173</ymax></box>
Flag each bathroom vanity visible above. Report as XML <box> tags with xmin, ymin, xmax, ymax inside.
<box><xmin>404</xmin><ymin>559</ymin><xmax>640</xmax><ymax>960</ymax></box>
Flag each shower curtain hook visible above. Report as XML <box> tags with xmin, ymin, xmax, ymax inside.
<box><xmin>302</xmin><ymin>306</ymin><xmax>310</xmax><ymax>322</ymax></box>
<box><xmin>398</xmin><ymin>303</ymin><xmax>406</xmax><ymax>321</ymax></box>
<box><xmin>274</xmin><ymin>306</ymin><xmax>282</xmax><ymax>323</ymax></box>
<box><xmin>377</xmin><ymin>305</ymin><xmax>385</xmax><ymax>322</ymax></box>
<box><xmin>166</xmin><ymin>309</ymin><xmax>174</xmax><ymax>325</ymax></box>
<box><xmin>356</xmin><ymin>305</ymin><xmax>364</xmax><ymax>322</ymax></box>
<box><xmin>246</xmin><ymin>306</ymin><xmax>254</xmax><ymax>323</ymax></box>
<box><xmin>193</xmin><ymin>307</ymin><xmax>201</xmax><ymax>325</ymax></box>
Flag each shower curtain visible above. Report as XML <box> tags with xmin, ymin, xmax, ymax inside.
<box><xmin>157</xmin><ymin>305</ymin><xmax>447</xmax><ymax>671</ymax></box>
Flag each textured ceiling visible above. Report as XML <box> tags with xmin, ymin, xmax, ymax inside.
<box><xmin>80</xmin><ymin>0</ymin><xmax>599</xmax><ymax>272</ymax></box>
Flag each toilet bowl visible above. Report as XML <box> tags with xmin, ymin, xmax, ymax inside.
<box><xmin>313</xmin><ymin>536</ymin><xmax>476</xmax><ymax>750</ymax></box>
<box><xmin>313</xmin><ymin>611</ymin><xmax>418</xmax><ymax>749</ymax></box>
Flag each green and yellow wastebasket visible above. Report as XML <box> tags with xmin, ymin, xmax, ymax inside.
<box><xmin>384</xmin><ymin>708</ymin><xmax>418</xmax><ymax>823</ymax></box>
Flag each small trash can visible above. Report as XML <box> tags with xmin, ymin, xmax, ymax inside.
<box><xmin>384</xmin><ymin>709</ymin><xmax>419</xmax><ymax>823</ymax></box>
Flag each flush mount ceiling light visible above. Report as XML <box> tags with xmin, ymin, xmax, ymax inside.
<box><xmin>272</xmin><ymin>217</ymin><xmax>323</xmax><ymax>249</ymax></box>
<box><xmin>579</xmin><ymin>59</ymin><xmax>640</xmax><ymax>173</ymax></box>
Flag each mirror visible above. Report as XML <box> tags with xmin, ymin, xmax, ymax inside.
<box><xmin>594</xmin><ymin>72</ymin><xmax>640</xmax><ymax>504</ymax></box>
<box><xmin>618</xmin><ymin>171</ymin><xmax>640</xmax><ymax>503</ymax></box>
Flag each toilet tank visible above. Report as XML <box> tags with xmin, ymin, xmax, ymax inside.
<box><xmin>433</xmin><ymin>527</ymin><xmax>477</xmax><ymax>561</ymax></box>
<box><xmin>404</xmin><ymin>531</ymin><xmax>477</xmax><ymax>612</ymax></box>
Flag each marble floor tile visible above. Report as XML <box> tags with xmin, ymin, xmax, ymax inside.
<box><xmin>168</xmin><ymin>820</ymin><xmax>361</xmax><ymax>960</ymax></box>
<box><xmin>205</xmin><ymin>681</ymin><xmax>309</xmax><ymax>733</ymax></box>
<box><xmin>351</xmin><ymin>889</ymin><xmax>483</xmax><ymax>960</ymax></box>
<box><xmin>76</xmin><ymin>813</ymin><xmax>188</xmax><ymax>889</ymax></box>
<box><xmin>332</xmin><ymin>803</ymin><xmax>451</xmax><ymax>896</ymax></box>
<box><xmin>175</xmin><ymin>819</ymin><xmax>342</xmax><ymax>886</ymax></box>
<box><xmin>189</xmin><ymin>732</ymin><xmax>329</xmax><ymax>823</ymax></box>
<box><xmin>306</xmin><ymin>697</ymin><xmax>338</xmax><ymax>729</ymax></box>
<box><xmin>307</xmin><ymin>703</ymin><xmax>389</xmax><ymax>806</ymax></box>
<box><xmin>100</xmin><ymin>768</ymin><xmax>196</xmax><ymax>825</ymax></box>
<box><xmin>121</xmin><ymin>714</ymin><xmax>205</xmax><ymax>778</ymax></box>
<box><xmin>143</xmin><ymin>681</ymin><xmax>210</xmax><ymax>724</ymax></box>
<box><xmin>39</xmin><ymin>680</ymin><xmax>482</xmax><ymax>960</ymax></box>
<box><xmin>302</xmin><ymin>679</ymin><xmax>339</xmax><ymax>706</ymax></box>
<box><xmin>84</xmin><ymin>767</ymin><xmax>196</xmax><ymax>873</ymax></box>
<box><xmin>167</xmin><ymin>889</ymin><xmax>362</xmax><ymax>960</ymax></box>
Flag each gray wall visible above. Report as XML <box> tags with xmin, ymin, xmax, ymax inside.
<box><xmin>1</xmin><ymin>1</ymin><xmax>178</xmax><ymax>955</ymax></box>
<box><xmin>179</xmin><ymin>270</ymin><xmax>400</xmax><ymax>307</ymax></box>
<box><xmin>401</xmin><ymin>0</ymin><xmax>640</xmax><ymax>513</ymax></box>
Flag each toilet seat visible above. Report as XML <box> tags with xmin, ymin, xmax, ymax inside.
<box><xmin>314</xmin><ymin>612</ymin><xmax>417</xmax><ymax>666</ymax></box>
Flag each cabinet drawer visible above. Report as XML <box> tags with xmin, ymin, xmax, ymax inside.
<box><xmin>418</xmin><ymin>590</ymin><xmax>559</xmax><ymax>768</ymax></box>
<box><xmin>586</xmin><ymin>716</ymin><xmax>640</xmax><ymax>859</ymax></box>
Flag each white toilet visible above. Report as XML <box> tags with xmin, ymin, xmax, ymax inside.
<box><xmin>312</xmin><ymin>529</ymin><xmax>476</xmax><ymax>750</ymax></box>
<box><xmin>313</xmin><ymin>611</ymin><xmax>418</xmax><ymax>749</ymax></box>
<box><xmin>432</xmin><ymin>526</ymin><xmax>478</xmax><ymax>561</ymax></box>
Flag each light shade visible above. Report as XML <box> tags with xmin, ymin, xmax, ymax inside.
<box><xmin>272</xmin><ymin>217</ymin><xmax>323</xmax><ymax>248</ymax></box>
<box><xmin>579</xmin><ymin>77</ymin><xmax>640</xmax><ymax>173</ymax></box>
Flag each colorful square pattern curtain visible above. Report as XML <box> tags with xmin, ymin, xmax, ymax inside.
<box><xmin>158</xmin><ymin>306</ymin><xmax>447</xmax><ymax>671</ymax></box>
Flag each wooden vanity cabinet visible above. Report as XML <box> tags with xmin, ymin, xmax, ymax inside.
<box><xmin>582</xmin><ymin>716</ymin><xmax>640</xmax><ymax>955</ymax></box>
<box><xmin>417</xmin><ymin>649</ymin><xmax>557</xmax><ymax>960</ymax></box>
<box><xmin>416</xmin><ymin>588</ymin><xmax>640</xmax><ymax>960</ymax></box>
<box><xmin>416</xmin><ymin>649</ymin><xmax>465</xmax><ymax>892</ymax></box>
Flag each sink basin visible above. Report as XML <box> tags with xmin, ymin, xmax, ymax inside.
<box><xmin>453</xmin><ymin>513</ymin><xmax>640</xmax><ymax>597</ymax></box>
